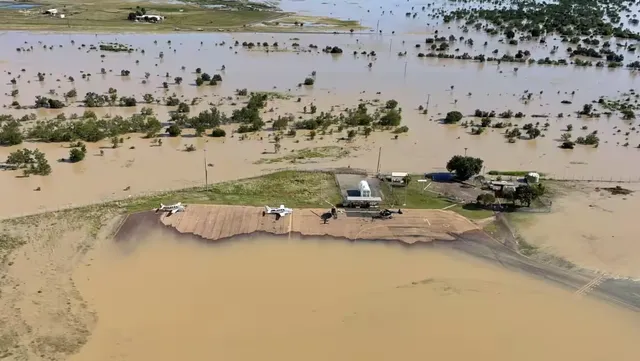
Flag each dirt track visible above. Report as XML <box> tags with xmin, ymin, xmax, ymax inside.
<box><xmin>159</xmin><ymin>205</ymin><xmax>478</xmax><ymax>243</ymax></box>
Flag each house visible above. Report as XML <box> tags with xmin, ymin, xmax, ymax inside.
<box><xmin>44</xmin><ymin>9</ymin><xmax>58</xmax><ymax>15</ymax></box>
<box><xmin>136</xmin><ymin>15</ymin><xmax>165</xmax><ymax>23</ymax></box>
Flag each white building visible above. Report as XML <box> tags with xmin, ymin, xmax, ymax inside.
<box><xmin>136</xmin><ymin>15</ymin><xmax>165</xmax><ymax>22</ymax></box>
<box><xmin>358</xmin><ymin>180</ymin><xmax>372</xmax><ymax>197</ymax></box>
<box><xmin>44</xmin><ymin>9</ymin><xmax>58</xmax><ymax>15</ymax></box>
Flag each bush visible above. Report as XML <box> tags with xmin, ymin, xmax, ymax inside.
<box><xmin>195</xmin><ymin>77</ymin><xmax>204</xmax><ymax>86</ymax></box>
<box><xmin>166</xmin><ymin>124</ymin><xmax>182</xmax><ymax>137</ymax></box>
<box><xmin>166</xmin><ymin>97</ymin><xmax>180</xmax><ymax>106</ymax></box>
<box><xmin>69</xmin><ymin>147</ymin><xmax>86</xmax><ymax>163</ymax></box>
<box><xmin>177</xmin><ymin>102</ymin><xmax>190</xmax><ymax>113</ymax></box>
<box><xmin>379</xmin><ymin>109</ymin><xmax>402</xmax><ymax>126</ymax></box>
<box><xmin>393</xmin><ymin>125</ymin><xmax>409</xmax><ymax>133</ymax></box>
<box><xmin>210</xmin><ymin>128</ymin><xmax>226</xmax><ymax>137</ymax></box>
<box><xmin>385</xmin><ymin>99</ymin><xmax>398</xmax><ymax>109</ymax></box>
<box><xmin>444</xmin><ymin>111</ymin><xmax>463</xmax><ymax>123</ymax></box>
<box><xmin>476</xmin><ymin>193</ymin><xmax>496</xmax><ymax>206</ymax></box>
<box><xmin>303</xmin><ymin>77</ymin><xmax>315</xmax><ymax>86</ymax></box>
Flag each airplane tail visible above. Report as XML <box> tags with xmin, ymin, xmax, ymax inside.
<box><xmin>265</xmin><ymin>205</ymin><xmax>272</xmax><ymax>213</ymax></box>
<box><xmin>160</xmin><ymin>203</ymin><xmax>165</xmax><ymax>208</ymax></box>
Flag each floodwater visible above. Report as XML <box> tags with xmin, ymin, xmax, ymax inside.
<box><xmin>1</xmin><ymin>30</ymin><xmax>640</xmax><ymax>217</ymax></box>
<box><xmin>516</xmin><ymin>182</ymin><xmax>640</xmax><ymax>279</ymax></box>
<box><xmin>71</xmin><ymin>233</ymin><xmax>640</xmax><ymax>361</ymax></box>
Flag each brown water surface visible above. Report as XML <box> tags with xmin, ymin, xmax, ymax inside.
<box><xmin>71</xmin><ymin>233</ymin><xmax>640</xmax><ymax>361</ymax></box>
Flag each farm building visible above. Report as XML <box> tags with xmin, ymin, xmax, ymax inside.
<box><xmin>136</xmin><ymin>15</ymin><xmax>165</xmax><ymax>22</ymax></box>
<box><xmin>43</xmin><ymin>9</ymin><xmax>58</xmax><ymax>15</ymax></box>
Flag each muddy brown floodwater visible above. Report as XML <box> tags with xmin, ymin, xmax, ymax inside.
<box><xmin>70</xmin><ymin>232</ymin><xmax>640</xmax><ymax>361</ymax></box>
<box><xmin>1</xmin><ymin>30</ymin><xmax>640</xmax><ymax>217</ymax></box>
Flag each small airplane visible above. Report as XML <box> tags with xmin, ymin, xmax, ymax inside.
<box><xmin>155</xmin><ymin>202</ymin><xmax>186</xmax><ymax>215</ymax></box>
<box><xmin>263</xmin><ymin>204</ymin><xmax>293</xmax><ymax>220</ymax></box>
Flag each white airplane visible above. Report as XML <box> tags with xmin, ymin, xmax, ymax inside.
<box><xmin>155</xmin><ymin>202</ymin><xmax>186</xmax><ymax>215</ymax></box>
<box><xmin>263</xmin><ymin>204</ymin><xmax>292</xmax><ymax>220</ymax></box>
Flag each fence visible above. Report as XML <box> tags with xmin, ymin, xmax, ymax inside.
<box><xmin>494</xmin><ymin>174</ymin><xmax>640</xmax><ymax>184</ymax></box>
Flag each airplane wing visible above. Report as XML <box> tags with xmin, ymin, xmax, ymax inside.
<box><xmin>170</xmin><ymin>209</ymin><xmax>179</xmax><ymax>214</ymax></box>
<box><xmin>278</xmin><ymin>212</ymin><xmax>287</xmax><ymax>217</ymax></box>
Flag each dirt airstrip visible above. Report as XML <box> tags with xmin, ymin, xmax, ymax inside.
<box><xmin>156</xmin><ymin>205</ymin><xmax>477</xmax><ymax>243</ymax></box>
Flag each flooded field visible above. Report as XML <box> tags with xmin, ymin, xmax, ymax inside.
<box><xmin>1</xmin><ymin>30</ymin><xmax>640</xmax><ymax>217</ymax></box>
<box><xmin>515</xmin><ymin>182</ymin><xmax>640</xmax><ymax>279</ymax></box>
<box><xmin>69</xmin><ymin>232</ymin><xmax>640</xmax><ymax>361</ymax></box>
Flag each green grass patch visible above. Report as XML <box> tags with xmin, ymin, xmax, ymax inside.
<box><xmin>255</xmin><ymin>146</ymin><xmax>349</xmax><ymax>164</ymax></box>
<box><xmin>252</xmin><ymin>91</ymin><xmax>292</xmax><ymax>100</ymax></box>
<box><xmin>124</xmin><ymin>171</ymin><xmax>342</xmax><ymax>213</ymax></box>
<box><xmin>0</xmin><ymin>1</ymin><xmax>283</xmax><ymax>32</ymax></box>
<box><xmin>264</xmin><ymin>15</ymin><xmax>363</xmax><ymax>29</ymax></box>
<box><xmin>380</xmin><ymin>177</ymin><xmax>494</xmax><ymax>220</ymax></box>
<box><xmin>516</xmin><ymin>236</ymin><xmax>538</xmax><ymax>256</ymax></box>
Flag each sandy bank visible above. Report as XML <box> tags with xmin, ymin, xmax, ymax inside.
<box><xmin>141</xmin><ymin>205</ymin><xmax>479</xmax><ymax>243</ymax></box>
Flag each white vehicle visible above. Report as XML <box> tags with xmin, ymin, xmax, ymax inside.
<box><xmin>155</xmin><ymin>202</ymin><xmax>186</xmax><ymax>215</ymax></box>
<box><xmin>263</xmin><ymin>204</ymin><xmax>292</xmax><ymax>220</ymax></box>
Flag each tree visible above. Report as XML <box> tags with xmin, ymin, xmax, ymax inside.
<box><xmin>174</xmin><ymin>77</ymin><xmax>183</xmax><ymax>85</ymax></box>
<box><xmin>514</xmin><ymin>185</ymin><xmax>536</xmax><ymax>207</ymax></box>
<box><xmin>303</xmin><ymin>77</ymin><xmax>314</xmax><ymax>86</ymax></box>
<box><xmin>273</xmin><ymin>135</ymin><xmax>282</xmax><ymax>153</ymax></box>
<box><xmin>403</xmin><ymin>174</ymin><xmax>412</xmax><ymax>186</ymax></box>
<box><xmin>167</xmin><ymin>124</ymin><xmax>181</xmax><ymax>137</ymax></box>
<box><xmin>385</xmin><ymin>99</ymin><xmax>398</xmax><ymax>109</ymax></box>
<box><xmin>69</xmin><ymin>147</ymin><xmax>86</xmax><ymax>163</ymax></box>
<box><xmin>0</xmin><ymin>120</ymin><xmax>23</xmax><ymax>146</ymax></box>
<box><xmin>446</xmin><ymin>155</ymin><xmax>484</xmax><ymax>181</ymax></box>
<box><xmin>506</xmin><ymin>29</ymin><xmax>516</xmax><ymax>39</ymax></box>
<box><xmin>560</xmin><ymin>133</ymin><xmax>571</xmax><ymax>141</ymax></box>
<box><xmin>111</xmin><ymin>136</ymin><xmax>120</xmax><ymax>149</ymax></box>
<box><xmin>347</xmin><ymin>129</ymin><xmax>357</xmax><ymax>140</ymax></box>
<box><xmin>195</xmin><ymin>77</ymin><xmax>204</xmax><ymax>86</ymax></box>
<box><xmin>177</xmin><ymin>102</ymin><xmax>190</xmax><ymax>113</ymax></box>
<box><xmin>527</xmin><ymin>127</ymin><xmax>541</xmax><ymax>139</ymax></box>
<box><xmin>5</xmin><ymin>148</ymin><xmax>34</xmax><ymax>168</ymax></box>
<box><xmin>379</xmin><ymin>109</ymin><xmax>402</xmax><ymax>126</ymax></box>
<box><xmin>476</xmin><ymin>193</ymin><xmax>496</xmax><ymax>206</ymax></box>
<box><xmin>621</xmin><ymin>109</ymin><xmax>635</xmax><ymax>120</ymax></box>
<box><xmin>364</xmin><ymin>127</ymin><xmax>372</xmax><ymax>137</ymax></box>
<box><xmin>444</xmin><ymin>111</ymin><xmax>463</xmax><ymax>123</ymax></box>
<box><xmin>272</xmin><ymin>116</ymin><xmax>290</xmax><ymax>130</ymax></box>
<box><xmin>210</xmin><ymin>128</ymin><xmax>226</xmax><ymax>137</ymax></box>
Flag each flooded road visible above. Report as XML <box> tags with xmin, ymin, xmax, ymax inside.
<box><xmin>71</xmin><ymin>233</ymin><xmax>640</xmax><ymax>361</ymax></box>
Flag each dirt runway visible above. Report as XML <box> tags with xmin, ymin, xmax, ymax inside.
<box><xmin>158</xmin><ymin>205</ymin><xmax>477</xmax><ymax>243</ymax></box>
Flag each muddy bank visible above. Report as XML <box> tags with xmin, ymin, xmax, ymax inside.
<box><xmin>153</xmin><ymin>204</ymin><xmax>477</xmax><ymax>243</ymax></box>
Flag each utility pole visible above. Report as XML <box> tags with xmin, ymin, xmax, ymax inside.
<box><xmin>464</xmin><ymin>147</ymin><xmax>468</xmax><ymax>156</ymax></box>
<box><xmin>404</xmin><ymin>61</ymin><xmax>408</xmax><ymax>78</ymax></box>
<box><xmin>203</xmin><ymin>148</ymin><xmax>208</xmax><ymax>189</ymax></box>
<box><xmin>376</xmin><ymin>19</ymin><xmax>380</xmax><ymax>33</ymax></box>
<box><xmin>376</xmin><ymin>147</ymin><xmax>382</xmax><ymax>175</ymax></box>
<box><xmin>426</xmin><ymin>94</ymin><xmax>431</xmax><ymax>114</ymax></box>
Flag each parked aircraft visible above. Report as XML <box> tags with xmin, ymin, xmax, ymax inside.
<box><xmin>155</xmin><ymin>202</ymin><xmax>186</xmax><ymax>215</ymax></box>
<box><xmin>263</xmin><ymin>205</ymin><xmax>293</xmax><ymax>220</ymax></box>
